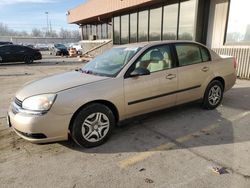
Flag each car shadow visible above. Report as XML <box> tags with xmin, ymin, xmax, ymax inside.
<box><xmin>60</xmin><ymin>86</ymin><xmax>249</xmax><ymax>154</ymax></box>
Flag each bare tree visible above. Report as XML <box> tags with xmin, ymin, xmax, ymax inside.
<box><xmin>31</xmin><ymin>28</ymin><xmax>43</xmax><ymax>37</ymax></box>
<box><xmin>71</xmin><ymin>30</ymin><xmax>81</xmax><ymax>40</ymax></box>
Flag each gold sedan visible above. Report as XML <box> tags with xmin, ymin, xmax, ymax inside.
<box><xmin>7</xmin><ymin>41</ymin><xmax>237</xmax><ymax>147</ymax></box>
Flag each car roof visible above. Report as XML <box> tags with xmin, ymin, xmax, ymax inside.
<box><xmin>114</xmin><ymin>40</ymin><xmax>208</xmax><ymax>49</ymax></box>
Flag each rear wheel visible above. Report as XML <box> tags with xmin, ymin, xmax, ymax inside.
<box><xmin>71</xmin><ymin>103</ymin><xmax>115</xmax><ymax>148</ymax></box>
<box><xmin>24</xmin><ymin>56</ymin><xmax>33</xmax><ymax>64</ymax></box>
<box><xmin>202</xmin><ymin>80</ymin><xmax>224</xmax><ymax>110</ymax></box>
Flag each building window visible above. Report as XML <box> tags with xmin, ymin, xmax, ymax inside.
<box><xmin>226</xmin><ymin>0</ymin><xmax>250</xmax><ymax>43</ymax></box>
<box><xmin>87</xmin><ymin>25</ymin><xmax>92</xmax><ymax>40</ymax></box>
<box><xmin>113</xmin><ymin>16</ymin><xmax>120</xmax><ymax>44</ymax></box>
<box><xmin>121</xmin><ymin>15</ymin><xmax>129</xmax><ymax>44</ymax></box>
<box><xmin>178</xmin><ymin>0</ymin><xmax>197</xmax><ymax>40</ymax></box>
<box><xmin>102</xmin><ymin>23</ymin><xmax>107</xmax><ymax>39</ymax></box>
<box><xmin>97</xmin><ymin>24</ymin><xmax>102</xmax><ymax>39</ymax></box>
<box><xmin>149</xmin><ymin>7</ymin><xmax>162</xmax><ymax>41</ymax></box>
<box><xmin>108</xmin><ymin>23</ymin><xmax>112</xmax><ymax>39</ymax></box>
<box><xmin>82</xmin><ymin>25</ymin><xmax>87</xmax><ymax>40</ymax></box>
<box><xmin>138</xmin><ymin>10</ymin><xmax>148</xmax><ymax>42</ymax></box>
<box><xmin>163</xmin><ymin>4</ymin><xmax>178</xmax><ymax>40</ymax></box>
<box><xmin>130</xmin><ymin>13</ymin><xmax>137</xmax><ymax>43</ymax></box>
<box><xmin>92</xmin><ymin>25</ymin><xmax>96</xmax><ymax>37</ymax></box>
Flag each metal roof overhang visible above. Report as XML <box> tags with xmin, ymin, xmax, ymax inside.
<box><xmin>67</xmin><ymin>0</ymin><xmax>168</xmax><ymax>25</ymax></box>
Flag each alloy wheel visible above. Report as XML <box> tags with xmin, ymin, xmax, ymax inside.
<box><xmin>81</xmin><ymin>112</ymin><xmax>110</xmax><ymax>143</ymax></box>
<box><xmin>208</xmin><ymin>85</ymin><xmax>222</xmax><ymax>106</ymax></box>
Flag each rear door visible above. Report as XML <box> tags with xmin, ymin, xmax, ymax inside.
<box><xmin>124</xmin><ymin>44</ymin><xmax>178</xmax><ymax>117</ymax></box>
<box><xmin>11</xmin><ymin>45</ymin><xmax>27</xmax><ymax>62</ymax></box>
<box><xmin>0</xmin><ymin>46</ymin><xmax>12</xmax><ymax>62</ymax></box>
<box><xmin>174</xmin><ymin>43</ymin><xmax>213</xmax><ymax>105</ymax></box>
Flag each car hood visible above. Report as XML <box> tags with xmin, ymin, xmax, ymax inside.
<box><xmin>16</xmin><ymin>71</ymin><xmax>110</xmax><ymax>101</ymax></box>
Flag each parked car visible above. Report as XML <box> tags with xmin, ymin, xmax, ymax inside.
<box><xmin>0</xmin><ymin>44</ymin><xmax>42</xmax><ymax>64</ymax></box>
<box><xmin>7</xmin><ymin>41</ymin><xmax>236</xmax><ymax>147</ymax></box>
<box><xmin>0</xmin><ymin>41</ymin><xmax>13</xmax><ymax>46</ymax></box>
<box><xmin>49</xmin><ymin>43</ymin><xmax>69</xmax><ymax>56</ymax></box>
<box><xmin>34</xmin><ymin>43</ymin><xmax>49</xmax><ymax>51</ymax></box>
<box><xmin>70</xmin><ymin>43</ymin><xmax>83</xmax><ymax>54</ymax></box>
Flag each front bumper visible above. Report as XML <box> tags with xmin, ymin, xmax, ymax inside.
<box><xmin>8</xmin><ymin>103</ymin><xmax>72</xmax><ymax>144</ymax></box>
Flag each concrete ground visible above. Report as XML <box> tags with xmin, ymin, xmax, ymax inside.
<box><xmin>0</xmin><ymin>56</ymin><xmax>250</xmax><ymax>188</ymax></box>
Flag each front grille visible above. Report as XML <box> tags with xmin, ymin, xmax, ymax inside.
<box><xmin>14</xmin><ymin>97</ymin><xmax>22</xmax><ymax>107</ymax></box>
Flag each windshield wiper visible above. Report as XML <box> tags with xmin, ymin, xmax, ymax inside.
<box><xmin>76</xmin><ymin>68</ymin><xmax>94</xmax><ymax>75</ymax></box>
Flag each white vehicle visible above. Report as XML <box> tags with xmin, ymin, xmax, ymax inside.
<box><xmin>70</xmin><ymin>43</ymin><xmax>82</xmax><ymax>54</ymax></box>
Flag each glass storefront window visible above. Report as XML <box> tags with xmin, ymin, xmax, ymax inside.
<box><xmin>97</xmin><ymin>24</ymin><xmax>102</xmax><ymax>39</ymax></box>
<box><xmin>178</xmin><ymin>0</ymin><xmax>197</xmax><ymax>40</ymax></box>
<box><xmin>149</xmin><ymin>7</ymin><xmax>162</xmax><ymax>41</ymax></box>
<box><xmin>108</xmin><ymin>23</ymin><xmax>112</xmax><ymax>39</ymax></box>
<box><xmin>121</xmin><ymin>15</ymin><xmax>129</xmax><ymax>44</ymax></box>
<box><xmin>138</xmin><ymin>10</ymin><xmax>148</xmax><ymax>42</ymax></box>
<box><xmin>92</xmin><ymin>25</ymin><xmax>96</xmax><ymax>36</ymax></box>
<box><xmin>163</xmin><ymin>4</ymin><xmax>178</xmax><ymax>40</ymax></box>
<box><xmin>102</xmin><ymin>24</ymin><xmax>107</xmax><ymax>39</ymax></box>
<box><xmin>82</xmin><ymin>26</ymin><xmax>87</xmax><ymax>40</ymax></box>
<box><xmin>130</xmin><ymin>13</ymin><xmax>137</xmax><ymax>43</ymax></box>
<box><xmin>226</xmin><ymin>0</ymin><xmax>250</xmax><ymax>43</ymax></box>
<box><xmin>113</xmin><ymin>16</ymin><xmax>120</xmax><ymax>44</ymax></box>
<box><xmin>87</xmin><ymin>25</ymin><xmax>92</xmax><ymax>39</ymax></box>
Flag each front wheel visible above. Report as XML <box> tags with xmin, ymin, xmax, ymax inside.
<box><xmin>202</xmin><ymin>80</ymin><xmax>224</xmax><ymax>110</ymax></box>
<box><xmin>24</xmin><ymin>56</ymin><xmax>33</xmax><ymax>64</ymax></box>
<box><xmin>71</xmin><ymin>103</ymin><xmax>115</xmax><ymax>148</ymax></box>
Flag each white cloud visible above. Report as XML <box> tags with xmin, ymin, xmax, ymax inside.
<box><xmin>0</xmin><ymin>0</ymin><xmax>58</xmax><ymax>5</ymax></box>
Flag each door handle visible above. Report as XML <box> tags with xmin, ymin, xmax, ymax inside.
<box><xmin>201</xmin><ymin>66</ymin><xmax>209</xmax><ymax>72</ymax></box>
<box><xmin>166</xmin><ymin>73</ymin><xmax>176</xmax><ymax>80</ymax></box>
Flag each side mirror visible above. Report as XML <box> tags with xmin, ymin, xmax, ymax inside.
<box><xmin>130</xmin><ymin>67</ymin><xmax>150</xmax><ymax>77</ymax></box>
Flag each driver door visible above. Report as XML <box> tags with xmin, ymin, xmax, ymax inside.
<box><xmin>124</xmin><ymin>44</ymin><xmax>178</xmax><ymax>118</ymax></box>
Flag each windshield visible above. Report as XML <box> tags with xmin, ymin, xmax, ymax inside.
<box><xmin>82</xmin><ymin>47</ymin><xmax>141</xmax><ymax>77</ymax></box>
<box><xmin>55</xmin><ymin>44</ymin><xmax>66</xmax><ymax>49</ymax></box>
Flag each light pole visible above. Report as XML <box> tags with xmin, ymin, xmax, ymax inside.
<box><xmin>45</xmin><ymin>12</ymin><xmax>49</xmax><ymax>36</ymax></box>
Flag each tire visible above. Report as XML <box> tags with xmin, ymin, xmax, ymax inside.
<box><xmin>71</xmin><ymin>103</ymin><xmax>115</xmax><ymax>148</ymax></box>
<box><xmin>24</xmin><ymin>56</ymin><xmax>33</xmax><ymax>64</ymax></box>
<box><xmin>202</xmin><ymin>80</ymin><xmax>224</xmax><ymax>110</ymax></box>
<box><xmin>0</xmin><ymin>56</ymin><xmax>2</xmax><ymax>62</ymax></box>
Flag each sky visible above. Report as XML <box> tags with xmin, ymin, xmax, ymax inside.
<box><xmin>0</xmin><ymin>0</ymin><xmax>86</xmax><ymax>33</ymax></box>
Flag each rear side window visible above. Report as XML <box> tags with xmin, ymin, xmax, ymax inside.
<box><xmin>200</xmin><ymin>47</ymin><xmax>210</xmax><ymax>62</ymax></box>
<box><xmin>176</xmin><ymin>44</ymin><xmax>202</xmax><ymax>66</ymax></box>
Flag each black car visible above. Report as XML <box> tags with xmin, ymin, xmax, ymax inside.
<box><xmin>49</xmin><ymin>43</ymin><xmax>69</xmax><ymax>56</ymax></box>
<box><xmin>0</xmin><ymin>44</ymin><xmax>42</xmax><ymax>64</ymax></box>
<box><xmin>0</xmin><ymin>41</ymin><xmax>13</xmax><ymax>45</ymax></box>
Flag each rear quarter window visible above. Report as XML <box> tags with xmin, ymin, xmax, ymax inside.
<box><xmin>200</xmin><ymin>47</ymin><xmax>211</xmax><ymax>62</ymax></box>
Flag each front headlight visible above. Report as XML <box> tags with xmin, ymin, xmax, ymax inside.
<box><xmin>22</xmin><ymin>94</ymin><xmax>57</xmax><ymax>111</ymax></box>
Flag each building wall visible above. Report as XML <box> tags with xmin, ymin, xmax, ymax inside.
<box><xmin>67</xmin><ymin>0</ymin><xmax>156</xmax><ymax>24</ymax></box>
<box><xmin>207</xmin><ymin>0</ymin><xmax>228</xmax><ymax>48</ymax></box>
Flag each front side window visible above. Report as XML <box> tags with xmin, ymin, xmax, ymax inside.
<box><xmin>133</xmin><ymin>45</ymin><xmax>173</xmax><ymax>73</ymax></box>
<box><xmin>175</xmin><ymin>44</ymin><xmax>202</xmax><ymax>66</ymax></box>
<box><xmin>82</xmin><ymin>47</ymin><xmax>141</xmax><ymax>77</ymax></box>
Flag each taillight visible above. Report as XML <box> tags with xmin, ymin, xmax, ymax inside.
<box><xmin>233</xmin><ymin>57</ymin><xmax>237</xmax><ymax>69</ymax></box>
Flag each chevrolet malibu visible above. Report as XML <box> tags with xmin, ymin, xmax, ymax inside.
<box><xmin>8</xmin><ymin>41</ymin><xmax>237</xmax><ymax>147</ymax></box>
